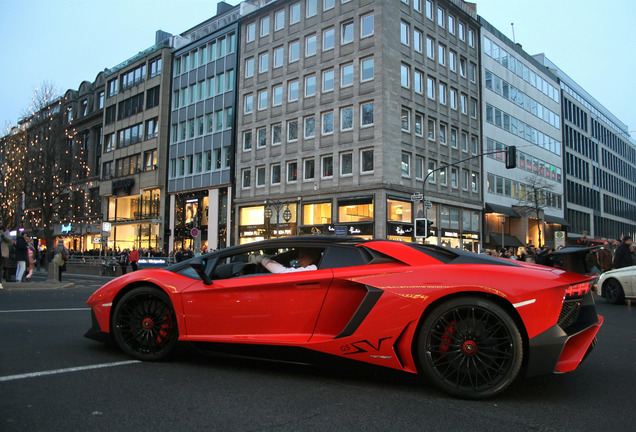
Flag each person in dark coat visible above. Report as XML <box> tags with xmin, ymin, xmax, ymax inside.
<box><xmin>15</xmin><ymin>232</ymin><xmax>29</xmax><ymax>282</ymax></box>
<box><xmin>598</xmin><ymin>242</ymin><xmax>613</xmax><ymax>272</ymax></box>
<box><xmin>613</xmin><ymin>237</ymin><xmax>633</xmax><ymax>269</ymax></box>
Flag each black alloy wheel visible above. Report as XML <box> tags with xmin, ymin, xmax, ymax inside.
<box><xmin>604</xmin><ymin>279</ymin><xmax>625</xmax><ymax>305</ymax></box>
<box><xmin>111</xmin><ymin>287</ymin><xmax>179</xmax><ymax>360</ymax></box>
<box><xmin>417</xmin><ymin>297</ymin><xmax>523</xmax><ymax>399</ymax></box>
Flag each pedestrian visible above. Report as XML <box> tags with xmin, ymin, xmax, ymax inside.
<box><xmin>15</xmin><ymin>232</ymin><xmax>29</xmax><ymax>282</ymax></box>
<box><xmin>0</xmin><ymin>226</ymin><xmax>14</xmax><ymax>286</ymax></box>
<box><xmin>25</xmin><ymin>238</ymin><xmax>36</xmax><ymax>281</ymax></box>
<box><xmin>119</xmin><ymin>249</ymin><xmax>129</xmax><ymax>275</ymax></box>
<box><xmin>598</xmin><ymin>242</ymin><xmax>613</xmax><ymax>272</ymax></box>
<box><xmin>129</xmin><ymin>246</ymin><xmax>140</xmax><ymax>271</ymax></box>
<box><xmin>585</xmin><ymin>249</ymin><xmax>600</xmax><ymax>274</ymax></box>
<box><xmin>613</xmin><ymin>236</ymin><xmax>633</xmax><ymax>269</ymax></box>
<box><xmin>53</xmin><ymin>239</ymin><xmax>70</xmax><ymax>282</ymax></box>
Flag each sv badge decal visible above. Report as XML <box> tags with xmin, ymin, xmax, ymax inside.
<box><xmin>341</xmin><ymin>337</ymin><xmax>392</xmax><ymax>355</ymax></box>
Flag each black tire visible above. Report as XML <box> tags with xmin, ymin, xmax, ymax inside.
<box><xmin>417</xmin><ymin>297</ymin><xmax>523</xmax><ymax>400</ymax></box>
<box><xmin>111</xmin><ymin>287</ymin><xmax>179</xmax><ymax>361</ymax></box>
<box><xmin>603</xmin><ymin>279</ymin><xmax>625</xmax><ymax>305</ymax></box>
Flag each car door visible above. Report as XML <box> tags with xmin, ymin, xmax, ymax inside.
<box><xmin>181</xmin><ymin>266</ymin><xmax>333</xmax><ymax>343</ymax></box>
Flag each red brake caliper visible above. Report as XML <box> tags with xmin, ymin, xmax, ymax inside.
<box><xmin>439</xmin><ymin>320</ymin><xmax>456</xmax><ymax>356</ymax></box>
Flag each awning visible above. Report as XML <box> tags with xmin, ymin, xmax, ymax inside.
<box><xmin>485</xmin><ymin>203</ymin><xmax>519</xmax><ymax>217</ymax></box>
<box><xmin>544</xmin><ymin>215</ymin><xmax>570</xmax><ymax>226</ymax></box>
<box><xmin>486</xmin><ymin>233</ymin><xmax>524</xmax><ymax>248</ymax></box>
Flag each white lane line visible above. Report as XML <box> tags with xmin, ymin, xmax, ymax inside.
<box><xmin>0</xmin><ymin>308</ymin><xmax>91</xmax><ymax>313</ymax></box>
<box><xmin>0</xmin><ymin>360</ymin><xmax>141</xmax><ymax>383</ymax></box>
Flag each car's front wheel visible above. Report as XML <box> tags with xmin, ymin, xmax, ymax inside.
<box><xmin>603</xmin><ymin>279</ymin><xmax>625</xmax><ymax>304</ymax></box>
<box><xmin>417</xmin><ymin>297</ymin><xmax>523</xmax><ymax>399</ymax></box>
<box><xmin>111</xmin><ymin>287</ymin><xmax>179</xmax><ymax>360</ymax></box>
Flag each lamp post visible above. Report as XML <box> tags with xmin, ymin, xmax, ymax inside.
<box><xmin>264</xmin><ymin>199</ymin><xmax>292</xmax><ymax>238</ymax></box>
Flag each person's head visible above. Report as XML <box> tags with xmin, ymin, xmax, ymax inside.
<box><xmin>623</xmin><ymin>236</ymin><xmax>632</xmax><ymax>245</ymax></box>
<box><xmin>58</xmin><ymin>239</ymin><xmax>64</xmax><ymax>246</ymax></box>
<box><xmin>297</xmin><ymin>248</ymin><xmax>321</xmax><ymax>268</ymax></box>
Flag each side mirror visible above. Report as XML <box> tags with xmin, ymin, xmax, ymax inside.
<box><xmin>190</xmin><ymin>261</ymin><xmax>213</xmax><ymax>285</ymax></box>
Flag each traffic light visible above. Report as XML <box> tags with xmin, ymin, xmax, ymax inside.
<box><xmin>505</xmin><ymin>146</ymin><xmax>517</xmax><ymax>169</ymax></box>
<box><xmin>414</xmin><ymin>218</ymin><xmax>431</xmax><ymax>239</ymax></box>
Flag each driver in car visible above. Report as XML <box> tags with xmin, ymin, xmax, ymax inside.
<box><xmin>252</xmin><ymin>248</ymin><xmax>321</xmax><ymax>274</ymax></box>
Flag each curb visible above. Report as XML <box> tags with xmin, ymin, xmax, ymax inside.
<box><xmin>0</xmin><ymin>282</ymin><xmax>76</xmax><ymax>290</ymax></box>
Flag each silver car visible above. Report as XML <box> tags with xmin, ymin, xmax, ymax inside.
<box><xmin>596</xmin><ymin>266</ymin><xmax>636</xmax><ymax>304</ymax></box>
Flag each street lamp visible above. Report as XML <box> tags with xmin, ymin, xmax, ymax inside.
<box><xmin>264</xmin><ymin>199</ymin><xmax>292</xmax><ymax>238</ymax></box>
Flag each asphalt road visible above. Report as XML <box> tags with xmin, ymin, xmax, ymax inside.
<box><xmin>0</xmin><ymin>271</ymin><xmax>634</xmax><ymax>431</ymax></box>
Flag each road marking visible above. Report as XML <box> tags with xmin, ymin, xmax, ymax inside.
<box><xmin>0</xmin><ymin>308</ymin><xmax>91</xmax><ymax>313</ymax></box>
<box><xmin>0</xmin><ymin>360</ymin><xmax>141</xmax><ymax>383</ymax></box>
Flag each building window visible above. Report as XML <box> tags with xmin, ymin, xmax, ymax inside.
<box><xmin>340</xmin><ymin>152</ymin><xmax>353</xmax><ymax>176</ymax></box>
<box><xmin>437</xmin><ymin>7</ymin><xmax>444</xmax><ymax>27</ymax></box>
<box><xmin>259</xmin><ymin>52</ymin><xmax>269</xmax><ymax>73</ymax></box>
<box><xmin>258</xmin><ymin>89</ymin><xmax>268</xmax><ymax>110</ymax></box>
<box><xmin>257</xmin><ymin>127</ymin><xmax>266</xmax><ymax>148</ymax></box>
<box><xmin>438</xmin><ymin>44</ymin><xmax>446</xmax><ymax>66</ymax></box>
<box><xmin>461</xmin><ymin>132</ymin><xmax>468</xmax><ymax>152</ymax></box>
<box><xmin>273</xmin><ymin>46</ymin><xmax>284</xmax><ymax>68</ymax></box>
<box><xmin>401</xmin><ymin>64</ymin><xmax>410</xmax><ymax>88</ymax></box>
<box><xmin>415</xmin><ymin>156</ymin><xmax>424</xmax><ymax>180</ymax></box>
<box><xmin>304</xmin><ymin>116</ymin><xmax>316</xmax><ymax>138</ymax></box>
<box><xmin>448</xmin><ymin>15</ymin><xmax>455</xmax><ymax>34</ymax></box>
<box><xmin>451</xmin><ymin>168</ymin><xmax>458</xmax><ymax>188</ymax></box>
<box><xmin>273</xmin><ymin>84</ymin><xmax>283</xmax><ymax>106</ymax></box>
<box><xmin>341</xmin><ymin>62</ymin><xmax>353</xmax><ymax>87</ymax></box>
<box><xmin>289</xmin><ymin>40</ymin><xmax>300</xmax><ymax>62</ymax></box>
<box><xmin>288</xmin><ymin>120</ymin><xmax>298</xmax><ymax>142</ymax></box>
<box><xmin>341</xmin><ymin>106</ymin><xmax>353</xmax><ymax>130</ymax></box>
<box><xmin>272</xmin><ymin>124</ymin><xmax>282</xmax><ymax>145</ymax></box>
<box><xmin>322</xmin><ymin>69</ymin><xmax>334</xmax><ymax>92</ymax></box>
<box><xmin>244</xmin><ymin>94</ymin><xmax>254</xmax><ymax>114</ymax></box>
<box><xmin>427</xmin><ymin>119</ymin><xmax>435</xmax><ymax>141</ymax></box>
<box><xmin>245</xmin><ymin>58</ymin><xmax>254</xmax><ymax>78</ymax></box>
<box><xmin>275</xmin><ymin>9</ymin><xmax>285</xmax><ymax>31</ymax></box>
<box><xmin>361</xmin><ymin>102</ymin><xmax>374</xmax><ymax>126</ymax></box>
<box><xmin>450</xmin><ymin>88</ymin><xmax>457</xmax><ymax>110</ymax></box>
<box><xmin>439</xmin><ymin>123</ymin><xmax>447</xmax><ymax>145</ymax></box>
<box><xmin>361</xmin><ymin>57</ymin><xmax>374</xmax><ymax>81</ymax></box>
<box><xmin>415</xmin><ymin>113</ymin><xmax>423</xmax><ymax>136</ymax></box>
<box><xmin>306</xmin><ymin>0</ymin><xmax>317</xmax><ymax>18</ymax></box>
<box><xmin>290</xmin><ymin>3</ymin><xmax>301</xmax><ymax>24</ymax></box>
<box><xmin>427</xmin><ymin>77</ymin><xmax>435</xmax><ymax>99</ymax></box>
<box><xmin>342</xmin><ymin>21</ymin><xmax>354</xmax><ymax>44</ymax></box>
<box><xmin>428</xmin><ymin>160</ymin><xmax>437</xmax><ymax>183</ymax></box>
<box><xmin>401</xmin><ymin>108</ymin><xmax>410</xmax><ymax>132</ymax></box>
<box><xmin>305</xmin><ymin>74</ymin><xmax>316</xmax><ymax>97</ymax></box>
<box><xmin>439</xmin><ymin>82</ymin><xmax>447</xmax><ymax>105</ymax></box>
<box><xmin>361</xmin><ymin>13</ymin><xmax>374</xmax><ymax>38</ymax></box>
<box><xmin>450</xmin><ymin>128</ymin><xmax>457</xmax><ymax>149</ymax></box>
<box><xmin>414</xmin><ymin>70</ymin><xmax>423</xmax><ymax>94</ymax></box>
<box><xmin>256</xmin><ymin>166</ymin><xmax>265</xmax><ymax>187</ymax></box>
<box><xmin>322</xmin><ymin>111</ymin><xmax>334</xmax><ymax>135</ymax></box>
<box><xmin>305</xmin><ymin>34</ymin><xmax>317</xmax><ymax>57</ymax></box>
<box><xmin>426</xmin><ymin>37</ymin><xmax>435</xmax><ymax>59</ymax></box>
<box><xmin>360</xmin><ymin>149</ymin><xmax>374</xmax><ymax>173</ymax></box>
<box><xmin>146</xmin><ymin>118</ymin><xmax>159</xmax><ymax>139</ymax></box>
<box><xmin>242</xmin><ymin>169</ymin><xmax>251</xmax><ymax>189</ymax></box>
<box><xmin>304</xmin><ymin>159</ymin><xmax>315</xmax><ymax>180</ymax></box>
<box><xmin>271</xmin><ymin>164</ymin><xmax>281</xmax><ymax>184</ymax></box>
<box><xmin>288</xmin><ymin>79</ymin><xmax>299</xmax><ymax>101</ymax></box>
<box><xmin>471</xmin><ymin>172</ymin><xmax>479</xmax><ymax>192</ymax></box>
<box><xmin>321</xmin><ymin>155</ymin><xmax>334</xmax><ymax>178</ymax></box>
<box><xmin>243</xmin><ymin>131</ymin><xmax>252</xmax><ymax>151</ymax></box>
<box><xmin>439</xmin><ymin>167</ymin><xmax>447</xmax><ymax>186</ymax></box>
<box><xmin>260</xmin><ymin>16</ymin><xmax>270</xmax><ymax>37</ymax></box>
<box><xmin>287</xmin><ymin>161</ymin><xmax>298</xmax><ymax>183</ymax></box>
<box><xmin>400</xmin><ymin>21</ymin><xmax>410</xmax><ymax>46</ymax></box>
<box><xmin>323</xmin><ymin>27</ymin><xmax>335</xmax><ymax>51</ymax></box>
<box><xmin>414</xmin><ymin>29</ymin><xmax>423</xmax><ymax>53</ymax></box>
<box><xmin>401</xmin><ymin>152</ymin><xmax>411</xmax><ymax>177</ymax></box>
<box><xmin>246</xmin><ymin>23</ymin><xmax>255</xmax><ymax>42</ymax></box>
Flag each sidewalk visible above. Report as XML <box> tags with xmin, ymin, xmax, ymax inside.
<box><xmin>0</xmin><ymin>281</ymin><xmax>75</xmax><ymax>290</ymax></box>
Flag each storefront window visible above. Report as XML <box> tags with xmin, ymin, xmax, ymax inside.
<box><xmin>338</xmin><ymin>199</ymin><xmax>373</xmax><ymax>222</ymax></box>
<box><xmin>240</xmin><ymin>206</ymin><xmax>265</xmax><ymax>226</ymax></box>
<box><xmin>303</xmin><ymin>202</ymin><xmax>332</xmax><ymax>225</ymax></box>
<box><xmin>387</xmin><ymin>199</ymin><xmax>412</xmax><ymax>223</ymax></box>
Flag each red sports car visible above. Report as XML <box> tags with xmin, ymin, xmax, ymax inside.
<box><xmin>85</xmin><ymin>237</ymin><xmax>602</xmax><ymax>399</ymax></box>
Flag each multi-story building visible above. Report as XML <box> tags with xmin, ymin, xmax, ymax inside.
<box><xmin>535</xmin><ymin>54</ymin><xmax>636</xmax><ymax>243</ymax></box>
<box><xmin>235</xmin><ymin>0</ymin><xmax>483</xmax><ymax>249</ymax></box>
<box><xmin>168</xmin><ymin>1</ymin><xmax>240</xmax><ymax>253</ymax></box>
<box><xmin>479</xmin><ymin>20</ymin><xmax>565</xmax><ymax>250</ymax></box>
<box><xmin>57</xmin><ymin>75</ymin><xmax>106</xmax><ymax>251</ymax></box>
<box><xmin>100</xmin><ymin>34</ymin><xmax>173</xmax><ymax>252</ymax></box>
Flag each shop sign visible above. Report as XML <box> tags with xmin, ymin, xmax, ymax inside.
<box><xmin>61</xmin><ymin>224</ymin><xmax>73</xmax><ymax>234</ymax></box>
<box><xmin>462</xmin><ymin>232</ymin><xmax>480</xmax><ymax>240</ymax></box>
<box><xmin>335</xmin><ymin>225</ymin><xmax>348</xmax><ymax>236</ymax></box>
<box><xmin>388</xmin><ymin>223</ymin><xmax>414</xmax><ymax>237</ymax></box>
<box><xmin>138</xmin><ymin>258</ymin><xmax>168</xmax><ymax>268</ymax></box>
<box><xmin>441</xmin><ymin>230</ymin><xmax>459</xmax><ymax>238</ymax></box>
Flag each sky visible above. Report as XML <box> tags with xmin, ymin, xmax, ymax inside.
<box><xmin>1</xmin><ymin>0</ymin><xmax>635</xmax><ymax>137</ymax></box>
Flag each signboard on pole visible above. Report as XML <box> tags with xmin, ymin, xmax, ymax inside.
<box><xmin>555</xmin><ymin>231</ymin><xmax>566</xmax><ymax>248</ymax></box>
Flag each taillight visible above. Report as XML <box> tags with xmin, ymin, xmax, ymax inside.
<box><xmin>565</xmin><ymin>282</ymin><xmax>591</xmax><ymax>298</ymax></box>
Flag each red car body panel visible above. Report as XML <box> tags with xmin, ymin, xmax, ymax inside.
<box><xmin>86</xmin><ymin>238</ymin><xmax>602</xmax><ymax>383</ymax></box>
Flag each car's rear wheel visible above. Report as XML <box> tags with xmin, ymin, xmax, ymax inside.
<box><xmin>603</xmin><ymin>279</ymin><xmax>625</xmax><ymax>304</ymax></box>
<box><xmin>417</xmin><ymin>297</ymin><xmax>523</xmax><ymax>399</ymax></box>
<box><xmin>111</xmin><ymin>287</ymin><xmax>178</xmax><ymax>360</ymax></box>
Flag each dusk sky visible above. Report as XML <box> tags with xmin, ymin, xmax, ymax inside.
<box><xmin>1</xmin><ymin>0</ymin><xmax>634</xmax><ymax>138</ymax></box>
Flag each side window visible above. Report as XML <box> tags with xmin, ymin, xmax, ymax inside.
<box><xmin>320</xmin><ymin>246</ymin><xmax>366</xmax><ymax>269</ymax></box>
